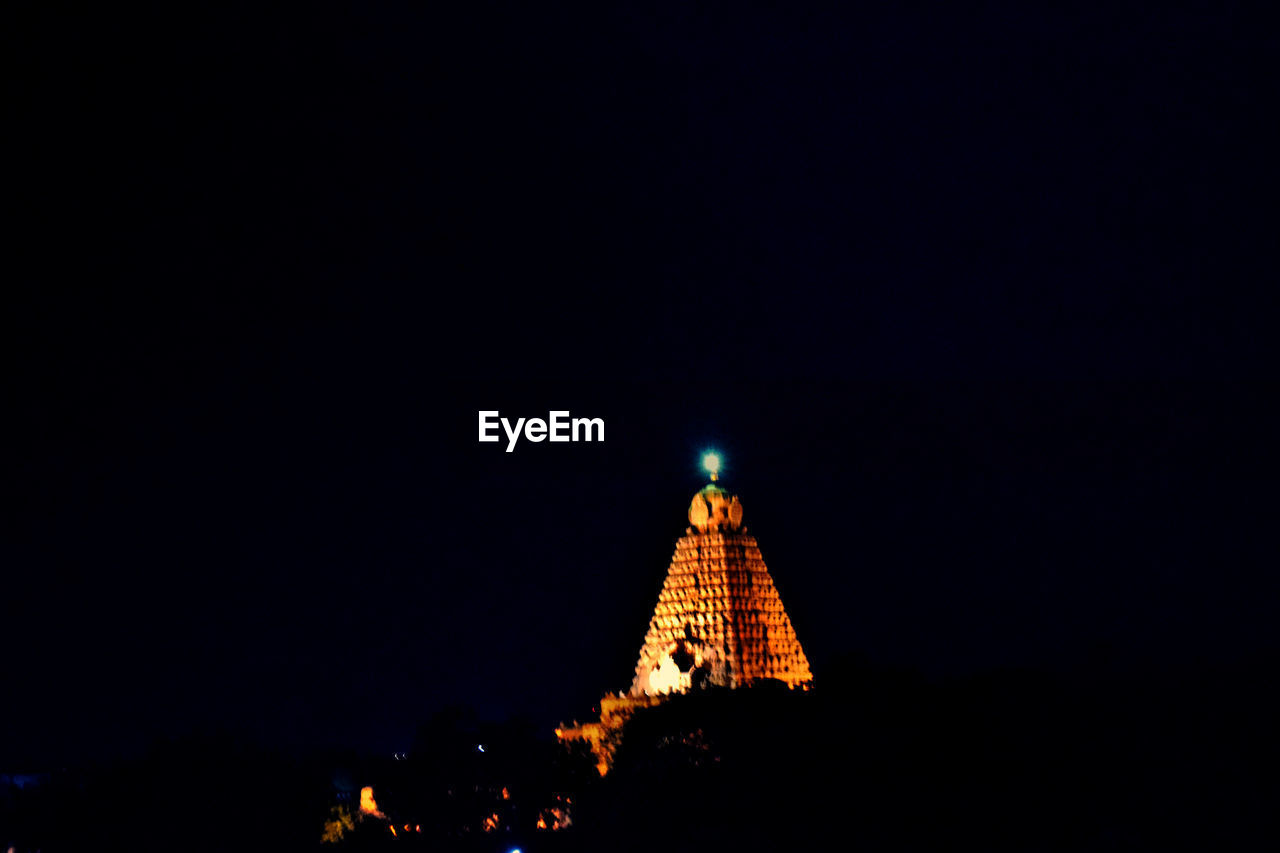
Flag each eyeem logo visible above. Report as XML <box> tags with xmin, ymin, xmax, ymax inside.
<box><xmin>478</xmin><ymin>411</ymin><xmax>604</xmax><ymax>452</ymax></box>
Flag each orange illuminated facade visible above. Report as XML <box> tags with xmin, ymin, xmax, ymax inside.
<box><xmin>559</xmin><ymin>471</ymin><xmax>813</xmax><ymax>772</ymax></box>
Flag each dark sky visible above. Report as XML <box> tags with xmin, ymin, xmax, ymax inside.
<box><xmin>6</xmin><ymin>3</ymin><xmax>1271</xmax><ymax>768</ymax></box>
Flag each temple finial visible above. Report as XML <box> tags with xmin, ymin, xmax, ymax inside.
<box><xmin>702</xmin><ymin>451</ymin><xmax>721</xmax><ymax>482</ymax></box>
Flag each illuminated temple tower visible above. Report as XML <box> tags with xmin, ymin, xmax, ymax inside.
<box><xmin>558</xmin><ymin>456</ymin><xmax>812</xmax><ymax>773</ymax></box>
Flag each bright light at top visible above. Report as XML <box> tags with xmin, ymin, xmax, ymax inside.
<box><xmin>702</xmin><ymin>452</ymin><xmax>721</xmax><ymax>477</ymax></box>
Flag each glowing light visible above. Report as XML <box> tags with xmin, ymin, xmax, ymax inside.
<box><xmin>320</xmin><ymin>805</ymin><xmax>356</xmax><ymax>844</ymax></box>
<box><xmin>702</xmin><ymin>451</ymin><xmax>721</xmax><ymax>480</ymax></box>
<box><xmin>640</xmin><ymin>650</ymin><xmax>685</xmax><ymax>695</ymax></box>
<box><xmin>536</xmin><ymin>806</ymin><xmax>572</xmax><ymax>831</ymax></box>
<box><xmin>359</xmin><ymin>786</ymin><xmax>386</xmax><ymax>819</ymax></box>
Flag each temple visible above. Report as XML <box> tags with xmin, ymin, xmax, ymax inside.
<box><xmin>558</xmin><ymin>457</ymin><xmax>813</xmax><ymax>773</ymax></box>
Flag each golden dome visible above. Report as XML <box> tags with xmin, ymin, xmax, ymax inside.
<box><xmin>688</xmin><ymin>483</ymin><xmax>744</xmax><ymax>532</ymax></box>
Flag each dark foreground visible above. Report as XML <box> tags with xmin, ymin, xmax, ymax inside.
<box><xmin>5</xmin><ymin>654</ymin><xmax>1275</xmax><ymax>852</ymax></box>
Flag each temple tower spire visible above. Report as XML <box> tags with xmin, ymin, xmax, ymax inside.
<box><xmin>557</xmin><ymin>454</ymin><xmax>813</xmax><ymax>774</ymax></box>
<box><xmin>631</xmin><ymin>458</ymin><xmax>812</xmax><ymax>696</ymax></box>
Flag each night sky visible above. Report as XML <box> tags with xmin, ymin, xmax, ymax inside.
<box><xmin>7</xmin><ymin>3</ymin><xmax>1271</xmax><ymax>770</ymax></box>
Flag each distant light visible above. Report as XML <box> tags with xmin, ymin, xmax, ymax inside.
<box><xmin>702</xmin><ymin>452</ymin><xmax>721</xmax><ymax>480</ymax></box>
<box><xmin>477</xmin><ymin>744</ymin><xmax>485</xmax><ymax>753</ymax></box>
<box><xmin>509</xmin><ymin>849</ymin><xmax>522</xmax><ymax>853</ymax></box>
<box><xmin>360</xmin><ymin>786</ymin><xmax>386</xmax><ymax>818</ymax></box>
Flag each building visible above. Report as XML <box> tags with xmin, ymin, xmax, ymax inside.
<box><xmin>558</xmin><ymin>460</ymin><xmax>813</xmax><ymax>773</ymax></box>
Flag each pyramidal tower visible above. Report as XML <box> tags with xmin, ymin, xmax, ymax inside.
<box><xmin>631</xmin><ymin>459</ymin><xmax>813</xmax><ymax>694</ymax></box>
<box><xmin>558</xmin><ymin>454</ymin><xmax>812</xmax><ymax>773</ymax></box>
